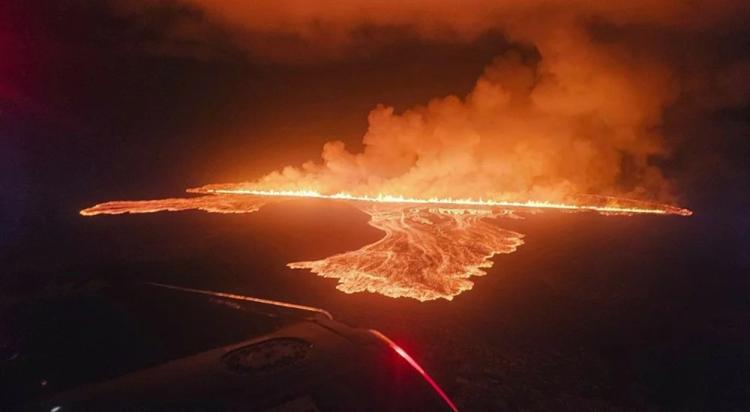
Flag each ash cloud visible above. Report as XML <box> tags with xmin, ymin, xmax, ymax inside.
<box><xmin>126</xmin><ymin>1</ymin><xmax>750</xmax><ymax>202</ymax></box>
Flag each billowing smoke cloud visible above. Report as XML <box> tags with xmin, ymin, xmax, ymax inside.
<box><xmin>126</xmin><ymin>0</ymin><xmax>750</xmax><ymax>202</ymax></box>
<box><xmin>247</xmin><ymin>39</ymin><xmax>675</xmax><ymax>201</ymax></box>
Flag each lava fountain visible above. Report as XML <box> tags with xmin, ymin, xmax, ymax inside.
<box><xmin>81</xmin><ymin>187</ymin><xmax>691</xmax><ymax>301</ymax></box>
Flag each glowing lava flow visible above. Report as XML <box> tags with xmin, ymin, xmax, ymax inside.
<box><xmin>188</xmin><ymin>187</ymin><xmax>693</xmax><ymax>217</ymax></box>
<box><xmin>80</xmin><ymin>195</ymin><xmax>266</xmax><ymax>216</ymax></box>
<box><xmin>80</xmin><ymin>188</ymin><xmax>692</xmax><ymax>301</ymax></box>
<box><xmin>289</xmin><ymin>205</ymin><xmax>523</xmax><ymax>301</ymax></box>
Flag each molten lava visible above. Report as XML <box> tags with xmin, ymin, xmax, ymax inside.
<box><xmin>80</xmin><ymin>188</ymin><xmax>692</xmax><ymax>301</ymax></box>
<box><xmin>187</xmin><ymin>186</ymin><xmax>693</xmax><ymax>217</ymax></box>
<box><xmin>80</xmin><ymin>195</ymin><xmax>266</xmax><ymax>216</ymax></box>
<box><xmin>289</xmin><ymin>205</ymin><xmax>524</xmax><ymax>301</ymax></box>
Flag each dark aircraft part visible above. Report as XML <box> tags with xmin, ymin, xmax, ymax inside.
<box><xmin>29</xmin><ymin>284</ymin><xmax>457</xmax><ymax>411</ymax></box>
<box><xmin>222</xmin><ymin>337</ymin><xmax>312</xmax><ymax>374</ymax></box>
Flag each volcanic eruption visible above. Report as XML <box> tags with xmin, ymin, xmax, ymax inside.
<box><xmin>81</xmin><ymin>187</ymin><xmax>691</xmax><ymax>301</ymax></box>
<box><xmin>76</xmin><ymin>0</ymin><xmax>745</xmax><ymax>301</ymax></box>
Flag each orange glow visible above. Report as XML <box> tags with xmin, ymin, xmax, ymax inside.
<box><xmin>287</xmin><ymin>205</ymin><xmax>524</xmax><ymax>301</ymax></box>
<box><xmin>79</xmin><ymin>195</ymin><xmax>266</xmax><ymax>216</ymax></box>
<box><xmin>188</xmin><ymin>187</ymin><xmax>693</xmax><ymax>216</ymax></box>
<box><xmin>80</xmin><ymin>187</ymin><xmax>692</xmax><ymax>301</ymax></box>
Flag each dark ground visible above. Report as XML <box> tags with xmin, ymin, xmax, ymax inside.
<box><xmin>1</xmin><ymin>198</ymin><xmax>749</xmax><ymax>411</ymax></box>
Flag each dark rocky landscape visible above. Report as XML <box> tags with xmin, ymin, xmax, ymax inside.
<box><xmin>2</xmin><ymin>200</ymin><xmax>747</xmax><ymax>410</ymax></box>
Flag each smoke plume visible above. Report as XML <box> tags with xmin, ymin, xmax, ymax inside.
<box><xmin>126</xmin><ymin>0</ymin><xmax>750</xmax><ymax>202</ymax></box>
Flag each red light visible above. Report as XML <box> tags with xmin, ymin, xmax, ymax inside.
<box><xmin>369</xmin><ymin>330</ymin><xmax>459</xmax><ymax>412</ymax></box>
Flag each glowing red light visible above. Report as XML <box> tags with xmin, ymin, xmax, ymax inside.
<box><xmin>369</xmin><ymin>330</ymin><xmax>459</xmax><ymax>412</ymax></box>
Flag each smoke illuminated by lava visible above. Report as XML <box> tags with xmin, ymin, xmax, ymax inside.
<box><xmin>81</xmin><ymin>189</ymin><xmax>691</xmax><ymax>301</ymax></box>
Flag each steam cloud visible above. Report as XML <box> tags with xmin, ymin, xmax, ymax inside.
<box><xmin>127</xmin><ymin>0</ymin><xmax>750</xmax><ymax>202</ymax></box>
